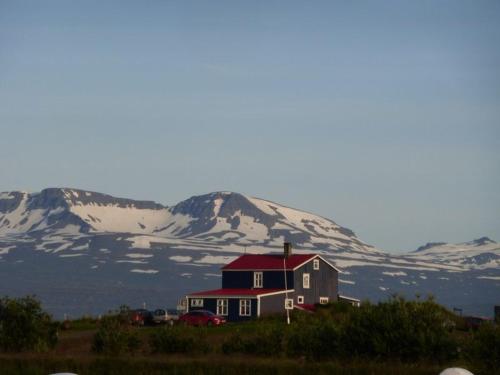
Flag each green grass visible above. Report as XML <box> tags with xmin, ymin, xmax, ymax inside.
<box><xmin>62</xmin><ymin>317</ymin><xmax>99</xmax><ymax>331</ymax></box>
<box><xmin>0</xmin><ymin>356</ymin><xmax>449</xmax><ymax>375</ymax></box>
<box><xmin>0</xmin><ymin>300</ymin><xmax>491</xmax><ymax>375</ymax></box>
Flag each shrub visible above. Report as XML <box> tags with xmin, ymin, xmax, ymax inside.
<box><xmin>285</xmin><ymin>319</ymin><xmax>340</xmax><ymax>360</ymax></box>
<box><xmin>150</xmin><ymin>326</ymin><xmax>209</xmax><ymax>354</ymax></box>
<box><xmin>221</xmin><ymin>329</ymin><xmax>245</xmax><ymax>354</ymax></box>
<box><xmin>92</xmin><ymin>314</ymin><xmax>141</xmax><ymax>355</ymax></box>
<box><xmin>466</xmin><ymin>322</ymin><xmax>500</xmax><ymax>373</ymax></box>
<box><xmin>221</xmin><ymin>323</ymin><xmax>284</xmax><ymax>356</ymax></box>
<box><xmin>340</xmin><ymin>296</ymin><xmax>458</xmax><ymax>362</ymax></box>
<box><xmin>0</xmin><ymin>295</ymin><xmax>58</xmax><ymax>352</ymax></box>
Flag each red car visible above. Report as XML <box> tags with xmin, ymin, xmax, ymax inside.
<box><xmin>179</xmin><ymin>310</ymin><xmax>226</xmax><ymax>326</ymax></box>
<box><xmin>129</xmin><ymin>309</ymin><xmax>153</xmax><ymax>326</ymax></box>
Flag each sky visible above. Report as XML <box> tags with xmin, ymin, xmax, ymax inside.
<box><xmin>0</xmin><ymin>1</ymin><xmax>499</xmax><ymax>253</ymax></box>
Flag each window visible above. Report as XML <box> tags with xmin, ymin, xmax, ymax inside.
<box><xmin>320</xmin><ymin>297</ymin><xmax>329</xmax><ymax>304</ymax></box>
<box><xmin>217</xmin><ymin>299</ymin><xmax>228</xmax><ymax>316</ymax></box>
<box><xmin>191</xmin><ymin>299</ymin><xmax>203</xmax><ymax>307</ymax></box>
<box><xmin>239</xmin><ymin>299</ymin><xmax>251</xmax><ymax>316</ymax></box>
<box><xmin>297</xmin><ymin>295</ymin><xmax>304</xmax><ymax>304</ymax></box>
<box><xmin>313</xmin><ymin>259</ymin><xmax>320</xmax><ymax>270</ymax></box>
<box><xmin>253</xmin><ymin>272</ymin><xmax>263</xmax><ymax>288</ymax></box>
<box><xmin>303</xmin><ymin>273</ymin><xmax>310</xmax><ymax>289</ymax></box>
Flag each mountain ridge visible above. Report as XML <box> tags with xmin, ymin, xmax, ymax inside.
<box><xmin>0</xmin><ymin>187</ymin><xmax>498</xmax><ymax>318</ymax></box>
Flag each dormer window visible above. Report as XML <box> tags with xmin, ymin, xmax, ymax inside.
<box><xmin>253</xmin><ymin>272</ymin><xmax>263</xmax><ymax>288</ymax></box>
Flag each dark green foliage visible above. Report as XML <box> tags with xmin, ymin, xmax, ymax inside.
<box><xmin>221</xmin><ymin>297</ymin><xmax>459</xmax><ymax>363</ymax></box>
<box><xmin>339</xmin><ymin>297</ymin><xmax>458</xmax><ymax>361</ymax></box>
<box><xmin>221</xmin><ymin>329</ymin><xmax>245</xmax><ymax>354</ymax></box>
<box><xmin>222</xmin><ymin>324</ymin><xmax>284</xmax><ymax>356</ymax></box>
<box><xmin>0</xmin><ymin>295</ymin><xmax>58</xmax><ymax>352</ymax></box>
<box><xmin>0</xmin><ymin>357</ymin><xmax>446</xmax><ymax>375</ymax></box>
<box><xmin>149</xmin><ymin>325</ymin><xmax>209</xmax><ymax>354</ymax></box>
<box><xmin>92</xmin><ymin>314</ymin><xmax>141</xmax><ymax>355</ymax></box>
<box><xmin>285</xmin><ymin>319</ymin><xmax>340</xmax><ymax>360</ymax></box>
<box><xmin>466</xmin><ymin>322</ymin><xmax>500</xmax><ymax>374</ymax></box>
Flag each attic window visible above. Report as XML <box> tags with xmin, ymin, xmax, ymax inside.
<box><xmin>313</xmin><ymin>259</ymin><xmax>320</xmax><ymax>270</ymax></box>
<box><xmin>254</xmin><ymin>272</ymin><xmax>263</xmax><ymax>288</ymax></box>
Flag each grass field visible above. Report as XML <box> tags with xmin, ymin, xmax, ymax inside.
<box><xmin>0</xmin><ymin>318</ymin><xmax>479</xmax><ymax>375</ymax></box>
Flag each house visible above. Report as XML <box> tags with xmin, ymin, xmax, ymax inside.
<box><xmin>186</xmin><ymin>242</ymin><xmax>342</xmax><ymax>322</ymax></box>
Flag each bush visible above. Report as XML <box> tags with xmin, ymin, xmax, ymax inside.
<box><xmin>285</xmin><ymin>319</ymin><xmax>340</xmax><ymax>360</ymax></box>
<box><xmin>222</xmin><ymin>324</ymin><xmax>284</xmax><ymax>357</ymax></box>
<box><xmin>150</xmin><ymin>326</ymin><xmax>209</xmax><ymax>354</ymax></box>
<box><xmin>340</xmin><ymin>297</ymin><xmax>458</xmax><ymax>362</ymax></box>
<box><xmin>466</xmin><ymin>322</ymin><xmax>500</xmax><ymax>373</ymax></box>
<box><xmin>92</xmin><ymin>314</ymin><xmax>141</xmax><ymax>355</ymax></box>
<box><xmin>0</xmin><ymin>295</ymin><xmax>58</xmax><ymax>352</ymax></box>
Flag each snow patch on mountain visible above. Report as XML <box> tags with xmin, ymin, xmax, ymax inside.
<box><xmin>195</xmin><ymin>255</ymin><xmax>239</xmax><ymax>264</ymax></box>
<box><xmin>130</xmin><ymin>269</ymin><xmax>158</xmax><ymax>274</ymax></box>
<box><xmin>408</xmin><ymin>238</ymin><xmax>499</xmax><ymax>270</ymax></box>
<box><xmin>70</xmin><ymin>203</ymin><xmax>171</xmax><ymax>234</ymax></box>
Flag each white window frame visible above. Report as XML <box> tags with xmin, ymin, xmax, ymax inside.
<box><xmin>303</xmin><ymin>273</ymin><xmax>310</xmax><ymax>289</ymax></box>
<box><xmin>239</xmin><ymin>299</ymin><xmax>251</xmax><ymax>316</ymax></box>
<box><xmin>313</xmin><ymin>259</ymin><xmax>320</xmax><ymax>270</ymax></box>
<box><xmin>253</xmin><ymin>271</ymin><xmax>263</xmax><ymax>288</ymax></box>
<box><xmin>217</xmin><ymin>299</ymin><xmax>228</xmax><ymax>316</ymax></box>
<box><xmin>191</xmin><ymin>298</ymin><xmax>203</xmax><ymax>307</ymax></box>
<box><xmin>319</xmin><ymin>297</ymin><xmax>329</xmax><ymax>304</ymax></box>
<box><xmin>297</xmin><ymin>295</ymin><xmax>304</xmax><ymax>304</ymax></box>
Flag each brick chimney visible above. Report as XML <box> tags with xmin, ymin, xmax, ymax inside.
<box><xmin>284</xmin><ymin>242</ymin><xmax>292</xmax><ymax>258</ymax></box>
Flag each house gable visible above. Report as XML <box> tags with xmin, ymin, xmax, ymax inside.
<box><xmin>292</xmin><ymin>256</ymin><xmax>338</xmax><ymax>305</ymax></box>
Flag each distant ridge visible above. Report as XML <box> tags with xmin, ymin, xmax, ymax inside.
<box><xmin>0</xmin><ymin>187</ymin><xmax>498</xmax><ymax>318</ymax></box>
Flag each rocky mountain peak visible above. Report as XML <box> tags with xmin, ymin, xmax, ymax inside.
<box><xmin>414</xmin><ymin>242</ymin><xmax>448</xmax><ymax>253</ymax></box>
<box><xmin>467</xmin><ymin>237</ymin><xmax>496</xmax><ymax>246</ymax></box>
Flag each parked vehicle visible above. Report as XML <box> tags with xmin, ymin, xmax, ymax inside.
<box><xmin>464</xmin><ymin>316</ymin><xmax>491</xmax><ymax>330</ymax></box>
<box><xmin>152</xmin><ymin>308</ymin><xmax>179</xmax><ymax>325</ymax></box>
<box><xmin>129</xmin><ymin>308</ymin><xmax>153</xmax><ymax>326</ymax></box>
<box><xmin>178</xmin><ymin>310</ymin><xmax>226</xmax><ymax>326</ymax></box>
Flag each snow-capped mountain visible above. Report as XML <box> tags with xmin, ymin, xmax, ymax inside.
<box><xmin>408</xmin><ymin>237</ymin><xmax>499</xmax><ymax>271</ymax></box>
<box><xmin>0</xmin><ymin>189</ymin><xmax>382</xmax><ymax>263</ymax></box>
<box><xmin>0</xmin><ymin>188</ymin><xmax>498</xmax><ymax>318</ymax></box>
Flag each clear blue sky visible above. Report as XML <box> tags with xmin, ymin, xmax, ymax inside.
<box><xmin>1</xmin><ymin>1</ymin><xmax>499</xmax><ymax>252</ymax></box>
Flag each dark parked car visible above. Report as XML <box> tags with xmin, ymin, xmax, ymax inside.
<box><xmin>179</xmin><ymin>310</ymin><xmax>226</xmax><ymax>326</ymax></box>
<box><xmin>129</xmin><ymin>308</ymin><xmax>153</xmax><ymax>326</ymax></box>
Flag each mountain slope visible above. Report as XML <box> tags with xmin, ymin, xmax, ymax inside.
<box><xmin>0</xmin><ymin>188</ymin><xmax>498</xmax><ymax>318</ymax></box>
<box><xmin>0</xmin><ymin>188</ymin><xmax>380</xmax><ymax>256</ymax></box>
<box><xmin>408</xmin><ymin>237</ymin><xmax>500</xmax><ymax>271</ymax></box>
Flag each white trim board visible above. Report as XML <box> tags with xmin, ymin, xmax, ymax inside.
<box><xmin>189</xmin><ymin>289</ymin><xmax>294</xmax><ymax>299</ymax></box>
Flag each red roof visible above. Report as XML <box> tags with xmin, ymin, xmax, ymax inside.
<box><xmin>189</xmin><ymin>288</ymin><xmax>290</xmax><ymax>297</ymax></box>
<box><xmin>295</xmin><ymin>304</ymin><xmax>316</xmax><ymax>312</ymax></box>
<box><xmin>222</xmin><ymin>253</ymin><xmax>317</xmax><ymax>270</ymax></box>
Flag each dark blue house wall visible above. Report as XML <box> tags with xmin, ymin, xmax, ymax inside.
<box><xmin>259</xmin><ymin>293</ymin><xmax>289</xmax><ymax>316</ymax></box>
<box><xmin>292</xmin><ymin>258</ymin><xmax>338</xmax><ymax>305</ymax></box>
<box><xmin>188</xmin><ymin>297</ymin><xmax>258</xmax><ymax>322</ymax></box>
<box><xmin>222</xmin><ymin>270</ymin><xmax>294</xmax><ymax>289</ymax></box>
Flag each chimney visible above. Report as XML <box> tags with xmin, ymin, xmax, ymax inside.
<box><xmin>284</xmin><ymin>242</ymin><xmax>292</xmax><ymax>258</ymax></box>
